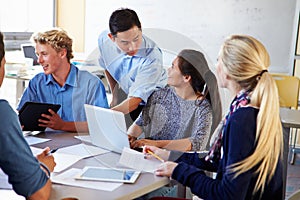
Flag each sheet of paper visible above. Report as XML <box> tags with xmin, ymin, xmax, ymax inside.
<box><xmin>52</xmin><ymin>153</ymin><xmax>83</xmax><ymax>173</ymax></box>
<box><xmin>56</xmin><ymin>143</ymin><xmax>109</xmax><ymax>158</ymax></box>
<box><xmin>0</xmin><ymin>190</ymin><xmax>24</xmax><ymax>200</ymax></box>
<box><xmin>31</xmin><ymin>146</ymin><xmax>83</xmax><ymax>173</ymax></box>
<box><xmin>51</xmin><ymin>168</ymin><xmax>122</xmax><ymax>191</ymax></box>
<box><xmin>0</xmin><ymin>169</ymin><xmax>12</xmax><ymax>189</ymax></box>
<box><xmin>25</xmin><ymin>136</ymin><xmax>51</xmax><ymax>145</ymax></box>
<box><xmin>118</xmin><ymin>147</ymin><xmax>161</xmax><ymax>173</ymax></box>
<box><xmin>74</xmin><ymin>135</ymin><xmax>92</xmax><ymax>143</ymax></box>
<box><xmin>23</xmin><ymin>131</ymin><xmax>41</xmax><ymax>137</ymax></box>
<box><xmin>31</xmin><ymin>144</ymin><xmax>109</xmax><ymax>173</ymax></box>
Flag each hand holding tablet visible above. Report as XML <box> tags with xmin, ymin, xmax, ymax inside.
<box><xmin>18</xmin><ymin>102</ymin><xmax>61</xmax><ymax>131</ymax></box>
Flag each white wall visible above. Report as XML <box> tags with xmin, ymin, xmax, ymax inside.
<box><xmin>0</xmin><ymin>0</ymin><xmax>54</xmax><ymax>32</ymax></box>
<box><xmin>85</xmin><ymin>0</ymin><xmax>297</xmax><ymax>74</ymax></box>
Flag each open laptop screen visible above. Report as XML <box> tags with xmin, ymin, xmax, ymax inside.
<box><xmin>21</xmin><ymin>44</ymin><xmax>39</xmax><ymax>65</ymax></box>
<box><xmin>84</xmin><ymin>104</ymin><xmax>129</xmax><ymax>153</ymax></box>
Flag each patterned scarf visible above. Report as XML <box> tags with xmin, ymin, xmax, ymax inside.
<box><xmin>205</xmin><ymin>89</ymin><xmax>250</xmax><ymax>163</ymax></box>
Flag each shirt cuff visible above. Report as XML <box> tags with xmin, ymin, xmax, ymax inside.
<box><xmin>39</xmin><ymin>162</ymin><xmax>50</xmax><ymax>178</ymax></box>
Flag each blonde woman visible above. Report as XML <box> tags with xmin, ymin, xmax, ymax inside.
<box><xmin>144</xmin><ymin>35</ymin><xmax>283</xmax><ymax>199</ymax></box>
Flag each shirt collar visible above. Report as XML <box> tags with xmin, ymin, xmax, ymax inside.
<box><xmin>45</xmin><ymin>64</ymin><xmax>78</xmax><ymax>87</ymax></box>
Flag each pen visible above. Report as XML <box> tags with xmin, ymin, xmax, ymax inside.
<box><xmin>47</xmin><ymin>148</ymin><xmax>59</xmax><ymax>155</ymax></box>
<box><xmin>146</xmin><ymin>149</ymin><xmax>164</xmax><ymax>163</ymax></box>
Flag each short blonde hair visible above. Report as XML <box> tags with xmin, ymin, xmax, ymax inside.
<box><xmin>33</xmin><ymin>28</ymin><xmax>74</xmax><ymax>63</ymax></box>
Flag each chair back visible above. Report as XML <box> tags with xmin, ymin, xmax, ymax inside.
<box><xmin>272</xmin><ymin>74</ymin><xmax>300</xmax><ymax>109</ymax></box>
<box><xmin>287</xmin><ymin>189</ymin><xmax>300</xmax><ymax>200</ymax></box>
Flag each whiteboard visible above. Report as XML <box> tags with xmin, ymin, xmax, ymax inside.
<box><xmin>0</xmin><ymin>0</ymin><xmax>54</xmax><ymax>32</ymax></box>
<box><xmin>85</xmin><ymin>0</ymin><xmax>297</xmax><ymax>74</ymax></box>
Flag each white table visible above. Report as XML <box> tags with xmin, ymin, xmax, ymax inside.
<box><xmin>280</xmin><ymin>108</ymin><xmax>300</xmax><ymax>199</ymax></box>
<box><xmin>280</xmin><ymin>108</ymin><xmax>300</xmax><ymax>164</ymax></box>
<box><xmin>33</xmin><ymin>132</ymin><xmax>170</xmax><ymax>200</ymax></box>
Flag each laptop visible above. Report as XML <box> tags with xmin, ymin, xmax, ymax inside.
<box><xmin>21</xmin><ymin>44</ymin><xmax>39</xmax><ymax>65</ymax></box>
<box><xmin>84</xmin><ymin>104</ymin><xmax>129</xmax><ymax>153</ymax></box>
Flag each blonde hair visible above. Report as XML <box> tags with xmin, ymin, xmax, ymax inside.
<box><xmin>33</xmin><ymin>28</ymin><xmax>74</xmax><ymax>63</ymax></box>
<box><xmin>219</xmin><ymin>35</ymin><xmax>283</xmax><ymax>194</ymax></box>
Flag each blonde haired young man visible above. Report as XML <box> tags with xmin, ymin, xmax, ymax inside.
<box><xmin>17</xmin><ymin>28</ymin><xmax>108</xmax><ymax>132</ymax></box>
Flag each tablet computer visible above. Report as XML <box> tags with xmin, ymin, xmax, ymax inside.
<box><xmin>18</xmin><ymin>102</ymin><xmax>61</xmax><ymax>131</ymax></box>
<box><xmin>75</xmin><ymin>167</ymin><xmax>141</xmax><ymax>183</ymax></box>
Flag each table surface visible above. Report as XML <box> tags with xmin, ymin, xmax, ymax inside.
<box><xmin>280</xmin><ymin>107</ymin><xmax>300</xmax><ymax>128</ymax></box>
<box><xmin>31</xmin><ymin>109</ymin><xmax>299</xmax><ymax>200</ymax></box>
<box><xmin>279</xmin><ymin>107</ymin><xmax>300</xmax><ymax>199</ymax></box>
<box><xmin>33</xmin><ymin>131</ymin><xmax>170</xmax><ymax>200</ymax></box>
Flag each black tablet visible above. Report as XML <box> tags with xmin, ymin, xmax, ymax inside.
<box><xmin>18</xmin><ymin>102</ymin><xmax>61</xmax><ymax>131</ymax></box>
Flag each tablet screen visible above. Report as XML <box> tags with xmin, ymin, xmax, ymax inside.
<box><xmin>76</xmin><ymin>167</ymin><xmax>140</xmax><ymax>183</ymax></box>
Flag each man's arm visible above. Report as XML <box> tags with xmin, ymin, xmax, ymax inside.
<box><xmin>104</xmin><ymin>70</ymin><xmax>117</xmax><ymax>92</ymax></box>
<box><xmin>39</xmin><ymin>109</ymin><xmax>89</xmax><ymax>132</ymax></box>
<box><xmin>111</xmin><ymin>97</ymin><xmax>142</xmax><ymax>114</ymax></box>
<box><xmin>104</xmin><ymin>70</ymin><xmax>120</xmax><ymax>107</ymax></box>
<box><xmin>60</xmin><ymin>121</ymin><xmax>89</xmax><ymax>133</ymax></box>
<box><xmin>0</xmin><ymin>100</ymin><xmax>52</xmax><ymax>199</ymax></box>
<box><xmin>27</xmin><ymin>180</ymin><xmax>51</xmax><ymax>200</ymax></box>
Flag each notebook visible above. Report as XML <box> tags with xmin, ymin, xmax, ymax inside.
<box><xmin>84</xmin><ymin>104</ymin><xmax>129</xmax><ymax>153</ymax></box>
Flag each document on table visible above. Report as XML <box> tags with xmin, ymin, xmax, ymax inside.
<box><xmin>23</xmin><ymin>131</ymin><xmax>42</xmax><ymax>137</ymax></box>
<box><xmin>55</xmin><ymin>143</ymin><xmax>109</xmax><ymax>158</ymax></box>
<box><xmin>31</xmin><ymin>144</ymin><xmax>109</xmax><ymax>172</ymax></box>
<box><xmin>118</xmin><ymin>147</ymin><xmax>162</xmax><ymax>173</ymax></box>
<box><xmin>25</xmin><ymin>136</ymin><xmax>51</xmax><ymax>145</ymax></box>
<box><xmin>0</xmin><ymin>190</ymin><xmax>24</xmax><ymax>200</ymax></box>
<box><xmin>51</xmin><ymin>168</ymin><xmax>122</xmax><ymax>191</ymax></box>
<box><xmin>74</xmin><ymin>135</ymin><xmax>92</xmax><ymax>143</ymax></box>
<box><xmin>0</xmin><ymin>169</ymin><xmax>12</xmax><ymax>189</ymax></box>
<box><xmin>30</xmin><ymin>146</ymin><xmax>82</xmax><ymax>173</ymax></box>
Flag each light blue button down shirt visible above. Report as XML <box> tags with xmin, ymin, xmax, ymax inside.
<box><xmin>17</xmin><ymin>64</ymin><xmax>109</xmax><ymax>121</ymax></box>
<box><xmin>98</xmin><ymin>30</ymin><xmax>167</xmax><ymax>103</ymax></box>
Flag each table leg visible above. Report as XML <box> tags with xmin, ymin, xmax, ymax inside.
<box><xmin>282</xmin><ymin>126</ymin><xmax>290</xmax><ymax>200</ymax></box>
<box><xmin>16</xmin><ymin>79</ymin><xmax>25</xmax><ymax>105</ymax></box>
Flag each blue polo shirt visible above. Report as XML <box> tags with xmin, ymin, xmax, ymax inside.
<box><xmin>17</xmin><ymin>64</ymin><xmax>108</xmax><ymax>121</ymax></box>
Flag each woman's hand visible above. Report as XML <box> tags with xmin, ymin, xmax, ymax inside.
<box><xmin>131</xmin><ymin>139</ymin><xmax>159</xmax><ymax>149</ymax></box>
<box><xmin>143</xmin><ymin>145</ymin><xmax>170</xmax><ymax>161</ymax></box>
<box><xmin>155</xmin><ymin>161</ymin><xmax>178</xmax><ymax>177</ymax></box>
<box><xmin>128</xmin><ymin>134</ymin><xmax>137</xmax><ymax>147</ymax></box>
<box><xmin>36</xmin><ymin>147</ymin><xmax>56</xmax><ymax>172</ymax></box>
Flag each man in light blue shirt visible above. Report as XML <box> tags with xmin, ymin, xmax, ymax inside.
<box><xmin>17</xmin><ymin>28</ymin><xmax>108</xmax><ymax>132</ymax></box>
<box><xmin>98</xmin><ymin>8</ymin><xmax>167</xmax><ymax>124</ymax></box>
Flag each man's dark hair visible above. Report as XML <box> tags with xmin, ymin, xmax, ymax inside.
<box><xmin>109</xmin><ymin>8</ymin><xmax>141</xmax><ymax>36</ymax></box>
<box><xmin>0</xmin><ymin>32</ymin><xmax>5</xmax><ymax>62</ymax></box>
